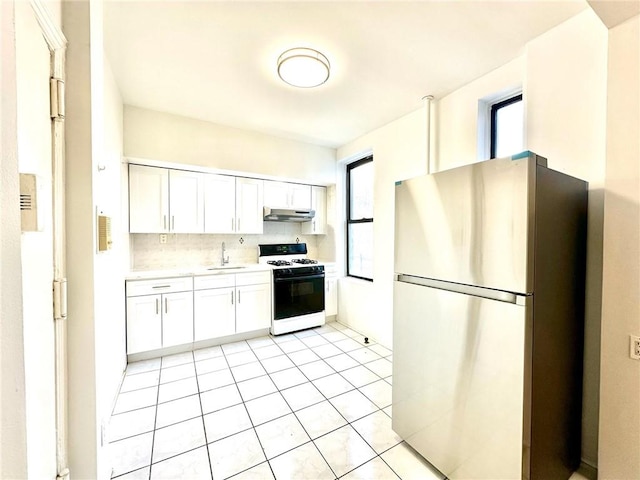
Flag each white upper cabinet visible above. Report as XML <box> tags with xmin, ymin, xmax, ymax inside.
<box><xmin>263</xmin><ymin>180</ymin><xmax>311</xmax><ymax>210</ymax></box>
<box><xmin>235</xmin><ymin>177</ymin><xmax>264</xmax><ymax>234</ymax></box>
<box><xmin>169</xmin><ymin>169</ymin><xmax>204</xmax><ymax>233</ymax></box>
<box><xmin>203</xmin><ymin>173</ymin><xmax>236</xmax><ymax>234</ymax></box>
<box><xmin>129</xmin><ymin>164</ymin><xmax>169</xmax><ymax>233</ymax></box>
<box><xmin>129</xmin><ymin>164</ymin><xmax>204</xmax><ymax>233</ymax></box>
<box><xmin>302</xmin><ymin>186</ymin><xmax>327</xmax><ymax>235</ymax></box>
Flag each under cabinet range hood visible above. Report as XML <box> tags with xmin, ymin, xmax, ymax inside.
<box><xmin>263</xmin><ymin>206</ymin><xmax>315</xmax><ymax>222</ymax></box>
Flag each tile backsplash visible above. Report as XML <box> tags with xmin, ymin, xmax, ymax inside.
<box><xmin>130</xmin><ymin>222</ymin><xmax>328</xmax><ymax>271</ymax></box>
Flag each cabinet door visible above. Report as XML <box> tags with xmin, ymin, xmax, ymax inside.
<box><xmin>162</xmin><ymin>291</ymin><xmax>194</xmax><ymax>348</ymax></box>
<box><xmin>235</xmin><ymin>283</ymin><xmax>271</xmax><ymax>333</ymax></box>
<box><xmin>126</xmin><ymin>295</ymin><xmax>162</xmax><ymax>354</ymax></box>
<box><xmin>325</xmin><ymin>276</ymin><xmax>338</xmax><ymax>316</ymax></box>
<box><xmin>203</xmin><ymin>174</ymin><xmax>236</xmax><ymax>233</ymax></box>
<box><xmin>236</xmin><ymin>177</ymin><xmax>263</xmax><ymax>234</ymax></box>
<box><xmin>302</xmin><ymin>186</ymin><xmax>326</xmax><ymax>235</ymax></box>
<box><xmin>129</xmin><ymin>165</ymin><xmax>169</xmax><ymax>233</ymax></box>
<box><xmin>263</xmin><ymin>180</ymin><xmax>289</xmax><ymax>208</ymax></box>
<box><xmin>194</xmin><ymin>287</ymin><xmax>236</xmax><ymax>341</ymax></box>
<box><xmin>169</xmin><ymin>170</ymin><xmax>204</xmax><ymax>233</ymax></box>
<box><xmin>289</xmin><ymin>183</ymin><xmax>311</xmax><ymax>209</ymax></box>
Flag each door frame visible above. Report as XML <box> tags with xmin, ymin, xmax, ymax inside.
<box><xmin>28</xmin><ymin>1</ymin><xmax>68</xmax><ymax>478</ymax></box>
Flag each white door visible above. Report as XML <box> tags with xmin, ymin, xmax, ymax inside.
<box><xmin>14</xmin><ymin>2</ymin><xmax>58</xmax><ymax>477</ymax></box>
<box><xmin>263</xmin><ymin>180</ymin><xmax>289</xmax><ymax>207</ymax></box>
<box><xmin>129</xmin><ymin>164</ymin><xmax>169</xmax><ymax>233</ymax></box>
<box><xmin>289</xmin><ymin>183</ymin><xmax>311</xmax><ymax>209</ymax></box>
<box><xmin>169</xmin><ymin>170</ymin><xmax>204</xmax><ymax>233</ymax></box>
<box><xmin>194</xmin><ymin>287</ymin><xmax>236</xmax><ymax>340</ymax></box>
<box><xmin>325</xmin><ymin>276</ymin><xmax>338</xmax><ymax>316</ymax></box>
<box><xmin>235</xmin><ymin>283</ymin><xmax>271</xmax><ymax>332</ymax></box>
<box><xmin>126</xmin><ymin>295</ymin><xmax>162</xmax><ymax>354</ymax></box>
<box><xmin>203</xmin><ymin>174</ymin><xmax>236</xmax><ymax>233</ymax></box>
<box><xmin>162</xmin><ymin>291</ymin><xmax>194</xmax><ymax>347</ymax></box>
<box><xmin>302</xmin><ymin>185</ymin><xmax>326</xmax><ymax>234</ymax></box>
<box><xmin>236</xmin><ymin>177</ymin><xmax>263</xmax><ymax>234</ymax></box>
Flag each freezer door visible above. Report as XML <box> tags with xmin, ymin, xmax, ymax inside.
<box><xmin>392</xmin><ymin>280</ymin><xmax>528</xmax><ymax>479</ymax></box>
<box><xmin>395</xmin><ymin>155</ymin><xmax>536</xmax><ymax>294</ymax></box>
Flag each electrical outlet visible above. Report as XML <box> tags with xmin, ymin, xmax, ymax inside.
<box><xmin>159</xmin><ymin>234</ymin><xmax>167</xmax><ymax>244</ymax></box>
<box><xmin>630</xmin><ymin>335</ymin><xmax>640</xmax><ymax>360</ymax></box>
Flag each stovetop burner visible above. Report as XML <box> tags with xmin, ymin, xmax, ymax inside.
<box><xmin>267</xmin><ymin>260</ymin><xmax>292</xmax><ymax>266</ymax></box>
<box><xmin>292</xmin><ymin>259</ymin><xmax>318</xmax><ymax>265</ymax></box>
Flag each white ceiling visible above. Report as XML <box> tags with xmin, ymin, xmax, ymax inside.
<box><xmin>104</xmin><ymin>1</ymin><xmax>589</xmax><ymax>149</ymax></box>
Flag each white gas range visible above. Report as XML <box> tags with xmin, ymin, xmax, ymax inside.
<box><xmin>258</xmin><ymin>243</ymin><xmax>325</xmax><ymax>335</ymax></box>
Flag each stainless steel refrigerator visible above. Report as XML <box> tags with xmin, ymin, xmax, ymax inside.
<box><xmin>392</xmin><ymin>152</ymin><xmax>587</xmax><ymax>480</ymax></box>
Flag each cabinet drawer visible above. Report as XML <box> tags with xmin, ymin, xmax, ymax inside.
<box><xmin>194</xmin><ymin>274</ymin><xmax>235</xmax><ymax>290</ymax></box>
<box><xmin>236</xmin><ymin>271</ymin><xmax>271</xmax><ymax>287</ymax></box>
<box><xmin>126</xmin><ymin>276</ymin><xmax>193</xmax><ymax>297</ymax></box>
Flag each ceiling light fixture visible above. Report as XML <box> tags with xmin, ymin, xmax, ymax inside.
<box><xmin>277</xmin><ymin>47</ymin><xmax>330</xmax><ymax>88</ymax></box>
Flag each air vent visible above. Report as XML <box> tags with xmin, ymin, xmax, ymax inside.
<box><xmin>20</xmin><ymin>173</ymin><xmax>39</xmax><ymax>232</ymax></box>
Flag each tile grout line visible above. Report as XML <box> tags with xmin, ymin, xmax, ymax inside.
<box><xmin>220</xmin><ymin>339</ymin><xmax>279</xmax><ymax>480</ymax></box>
<box><xmin>112</xmin><ymin>322</ymin><xmax>397</xmax><ymax>479</ymax></box>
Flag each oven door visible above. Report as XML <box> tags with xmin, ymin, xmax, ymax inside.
<box><xmin>273</xmin><ymin>272</ymin><xmax>325</xmax><ymax>320</ymax></box>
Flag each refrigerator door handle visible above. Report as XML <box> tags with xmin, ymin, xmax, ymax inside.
<box><xmin>396</xmin><ymin>274</ymin><xmax>529</xmax><ymax>305</ymax></box>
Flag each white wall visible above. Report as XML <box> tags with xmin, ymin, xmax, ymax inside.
<box><xmin>435</xmin><ymin>57</ymin><xmax>523</xmax><ymax>170</ymax></box>
<box><xmin>124</xmin><ymin>106</ymin><xmax>337</xmax><ymax>185</ymax></box>
<box><xmin>65</xmin><ymin>0</ymin><xmax>127</xmax><ymax>477</ymax></box>
<box><xmin>0</xmin><ymin>1</ymin><xmax>28</xmax><ymax>477</ymax></box>
<box><xmin>524</xmin><ymin>10</ymin><xmax>608</xmax><ymax>468</ymax></box>
<box><xmin>94</xmin><ymin>53</ymin><xmax>127</xmax><ymax>477</ymax></box>
<box><xmin>64</xmin><ymin>0</ymin><xmax>98</xmax><ymax>476</ymax></box>
<box><xmin>337</xmin><ymin>8</ymin><xmax>607</xmax><ymax>468</ymax></box>
<box><xmin>337</xmin><ymin>108</ymin><xmax>427</xmax><ymax>347</ymax></box>
<box><xmin>598</xmin><ymin>14</ymin><xmax>640</xmax><ymax>480</ymax></box>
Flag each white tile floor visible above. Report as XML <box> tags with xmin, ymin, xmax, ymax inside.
<box><xmin>108</xmin><ymin>322</ymin><xmax>442</xmax><ymax>479</ymax></box>
<box><xmin>108</xmin><ymin>322</ymin><xmax>591</xmax><ymax>480</ymax></box>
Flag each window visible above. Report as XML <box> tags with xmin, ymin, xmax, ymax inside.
<box><xmin>346</xmin><ymin>156</ymin><xmax>373</xmax><ymax>281</ymax></box>
<box><xmin>490</xmin><ymin>94</ymin><xmax>523</xmax><ymax>158</ymax></box>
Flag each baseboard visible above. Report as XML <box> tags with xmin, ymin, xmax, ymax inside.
<box><xmin>577</xmin><ymin>460</ymin><xmax>597</xmax><ymax>480</ymax></box>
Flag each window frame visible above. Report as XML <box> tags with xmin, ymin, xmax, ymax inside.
<box><xmin>490</xmin><ymin>93</ymin><xmax>523</xmax><ymax>159</ymax></box>
<box><xmin>346</xmin><ymin>155</ymin><xmax>374</xmax><ymax>282</ymax></box>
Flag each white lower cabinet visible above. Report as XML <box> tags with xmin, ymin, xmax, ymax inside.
<box><xmin>193</xmin><ymin>271</ymin><xmax>271</xmax><ymax>343</ymax></box>
<box><xmin>162</xmin><ymin>291</ymin><xmax>194</xmax><ymax>348</ymax></box>
<box><xmin>235</xmin><ymin>282</ymin><xmax>271</xmax><ymax>333</ymax></box>
<box><xmin>194</xmin><ymin>287</ymin><xmax>236</xmax><ymax>341</ymax></box>
<box><xmin>324</xmin><ymin>264</ymin><xmax>338</xmax><ymax>317</ymax></box>
<box><xmin>127</xmin><ymin>271</ymin><xmax>271</xmax><ymax>355</ymax></box>
<box><xmin>125</xmin><ymin>276</ymin><xmax>194</xmax><ymax>355</ymax></box>
<box><xmin>126</xmin><ymin>294</ymin><xmax>163</xmax><ymax>354</ymax></box>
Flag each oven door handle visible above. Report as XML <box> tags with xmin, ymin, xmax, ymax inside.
<box><xmin>274</xmin><ymin>274</ymin><xmax>325</xmax><ymax>282</ymax></box>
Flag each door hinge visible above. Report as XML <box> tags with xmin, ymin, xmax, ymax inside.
<box><xmin>53</xmin><ymin>278</ymin><xmax>68</xmax><ymax>321</ymax></box>
<box><xmin>50</xmin><ymin>78</ymin><xmax>65</xmax><ymax>120</ymax></box>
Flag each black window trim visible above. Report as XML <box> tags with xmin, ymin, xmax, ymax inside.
<box><xmin>346</xmin><ymin>155</ymin><xmax>373</xmax><ymax>282</ymax></box>
<box><xmin>490</xmin><ymin>93</ymin><xmax>523</xmax><ymax>159</ymax></box>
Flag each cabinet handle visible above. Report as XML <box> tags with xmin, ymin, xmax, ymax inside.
<box><xmin>238</xmin><ymin>289</ymin><xmax>241</xmax><ymax>303</ymax></box>
<box><xmin>171</xmin><ymin>216</ymin><xmax>175</xmax><ymax>230</ymax></box>
<box><xmin>155</xmin><ymin>298</ymin><xmax>159</xmax><ymax>314</ymax></box>
<box><xmin>313</xmin><ymin>221</ymin><xmax>316</xmax><ymax>232</ymax></box>
<box><xmin>231</xmin><ymin>291</ymin><xmax>234</xmax><ymax>304</ymax></box>
<box><xmin>237</xmin><ymin>218</ymin><xmax>241</xmax><ymax>231</ymax></box>
<box><xmin>231</xmin><ymin>218</ymin><xmax>234</xmax><ymax>231</ymax></box>
<box><xmin>163</xmin><ymin>215</ymin><xmax>167</xmax><ymax>230</ymax></box>
<box><xmin>152</xmin><ymin>285</ymin><xmax>171</xmax><ymax>289</ymax></box>
<box><xmin>164</xmin><ymin>297</ymin><xmax>168</xmax><ymax>314</ymax></box>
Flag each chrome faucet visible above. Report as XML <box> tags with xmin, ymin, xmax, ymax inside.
<box><xmin>221</xmin><ymin>241</ymin><xmax>229</xmax><ymax>265</ymax></box>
